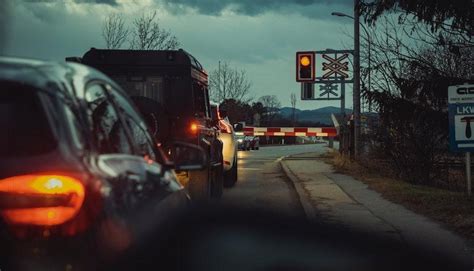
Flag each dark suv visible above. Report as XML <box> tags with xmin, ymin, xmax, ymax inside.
<box><xmin>67</xmin><ymin>48</ymin><xmax>224</xmax><ymax>200</ymax></box>
<box><xmin>0</xmin><ymin>57</ymin><xmax>206</xmax><ymax>270</ymax></box>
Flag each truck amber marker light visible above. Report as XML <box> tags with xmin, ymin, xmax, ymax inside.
<box><xmin>0</xmin><ymin>175</ymin><xmax>85</xmax><ymax>226</ymax></box>
<box><xmin>190</xmin><ymin>122</ymin><xmax>199</xmax><ymax>134</ymax></box>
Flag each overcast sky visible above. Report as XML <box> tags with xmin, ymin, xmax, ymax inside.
<box><xmin>1</xmin><ymin>0</ymin><xmax>356</xmax><ymax>110</ymax></box>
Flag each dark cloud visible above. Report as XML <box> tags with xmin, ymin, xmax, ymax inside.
<box><xmin>76</xmin><ymin>0</ymin><xmax>118</xmax><ymax>4</ymax></box>
<box><xmin>3</xmin><ymin>0</ymin><xmax>354</xmax><ymax>110</ymax></box>
<box><xmin>24</xmin><ymin>0</ymin><xmax>118</xmax><ymax>4</ymax></box>
<box><xmin>18</xmin><ymin>0</ymin><xmax>118</xmax><ymax>24</ymax></box>
<box><xmin>160</xmin><ymin>0</ymin><xmax>352</xmax><ymax>16</ymax></box>
<box><xmin>0</xmin><ymin>0</ymin><xmax>13</xmax><ymax>54</ymax></box>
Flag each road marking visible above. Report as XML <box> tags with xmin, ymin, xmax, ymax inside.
<box><xmin>275</xmin><ymin>156</ymin><xmax>287</xmax><ymax>163</ymax></box>
<box><xmin>240</xmin><ymin>168</ymin><xmax>262</xmax><ymax>171</ymax></box>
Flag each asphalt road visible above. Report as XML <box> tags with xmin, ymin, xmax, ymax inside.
<box><xmin>221</xmin><ymin>143</ymin><xmax>328</xmax><ymax>219</ymax></box>
<box><xmin>220</xmin><ymin>143</ymin><xmax>473</xmax><ymax>268</ymax></box>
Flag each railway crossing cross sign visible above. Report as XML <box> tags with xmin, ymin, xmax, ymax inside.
<box><xmin>319</xmin><ymin>83</ymin><xmax>338</xmax><ymax>98</ymax></box>
<box><xmin>322</xmin><ymin>53</ymin><xmax>349</xmax><ymax>79</ymax></box>
<box><xmin>448</xmin><ymin>84</ymin><xmax>474</xmax><ymax>152</ymax></box>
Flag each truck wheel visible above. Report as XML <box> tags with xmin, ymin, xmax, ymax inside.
<box><xmin>223</xmin><ymin>156</ymin><xmax>238</xmax><ymax>187</ymax></box>
<box><xmin>211</xmin><ymin>165</ymin><xmax>224</xmax><ymax>198</ymax></box>
<box><xmin>188</xmin><ymin>169</ymin><xmax>211</xmax><ymax>202</ymax></box>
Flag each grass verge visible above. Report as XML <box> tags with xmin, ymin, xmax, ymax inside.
<box><xmin>322</xmin><ymin>150</ymin><xmax>474</xmax><ymax>239</ymax></box>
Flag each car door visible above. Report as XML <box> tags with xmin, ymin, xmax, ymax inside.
<box><xmin>84</xmin><ymin>82</ymin><xmax>149</xmax><ymax>213</ymax></box>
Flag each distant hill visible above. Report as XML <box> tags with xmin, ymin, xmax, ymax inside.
<box><xmin>279</xmin><ymin>106</ymin><xmax>352</xmax><ymax>125</ymax></box>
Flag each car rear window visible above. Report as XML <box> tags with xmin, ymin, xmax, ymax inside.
<box><xmin>111</xmin><ymin>75</ymin><xmax>187</xmax><ymax>118</ymax></box>
<box><xmin>0</xmin><ymin>84</ymin><xmax>57</xmax><ymax>157</ymax></box>
<box><xmin>112</xmin><ymin>75</ymin><xmax>165</xmax><ymax>105</ymax></box>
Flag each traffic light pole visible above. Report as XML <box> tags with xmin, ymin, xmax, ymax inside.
<box><xmin>353</xmin><ymin>0</ymin><xmax>361</xmax><ymax>158</ymax></box>
<box><xmin>341</xmin><ymin>79</ymin><xmax>345</xmax><ymax>116</ymax></box>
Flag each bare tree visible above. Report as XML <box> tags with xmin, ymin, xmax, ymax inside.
<box><xmin>259</xmin><ymin>95</ymin><xmax>281</xmax><ymax>112</ymax></box>
<box><xmin>290</xmin><ymin>93</ymin><xmax>297</xmax><ymax>127</ymax></box>
<box><xmin>209</xmin><ymin>61</ymin><xmax>252</xmax><ymax>103</ymax></box>
<box><xmin>258</xmin><ymin>95</ymin><xmax>281</xmax><ymax>125</ymax></box>
<box><xmin>358</xmin><ymin>14</ymin><xmax>474</xmax><ymax>185</ymax></box>
<box><xmin>129</xmin><ymin>11</ymin><xmax>179</xmax><ymax>50</ymax></box>
<box><xmin>102</xmin><ymin>13</ymin><xmax>129</xmax><ymax>49</ymax></box>
<box><xmin>363</xmin><ymin>15</ymin><xmax>473</xmax><ymax>101</ymax></box>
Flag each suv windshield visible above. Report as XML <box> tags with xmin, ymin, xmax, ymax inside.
<box><xmin>0</xmin><ymin>83</ymin><xmax>56</xmax><ymax>157</ymax></box>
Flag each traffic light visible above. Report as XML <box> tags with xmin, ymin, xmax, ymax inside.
<box><xmin>301</xmin><ymin>83</ymin><xmax>314</xmax><ymax>100</ymax></box>
<box><xmin>296</xmin><ymin>51</ymin><xmax>315</xmax><ymax>82</ymax></box>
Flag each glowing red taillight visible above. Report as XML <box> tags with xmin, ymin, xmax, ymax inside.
<box><xmin>0</xmin><ymin>174</ymin><xmax>85</xmax><ymax>226</ymax></box>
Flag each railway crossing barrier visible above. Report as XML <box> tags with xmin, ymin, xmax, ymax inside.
<box><xmin>234</xmin><ymin>127</ymin><xmax>337</xmax><ymax>137</ymax></box>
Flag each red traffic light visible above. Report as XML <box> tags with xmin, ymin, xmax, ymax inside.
<box><xmin>296</xmin><ymin>52</ymin><xmax>315</xmax><ymax>82</ymax></box>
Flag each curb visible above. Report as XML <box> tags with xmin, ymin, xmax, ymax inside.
<box><xmin>279</xmin><ymin>159</ymin><xmax>318</xmax><ymax>222</ymax></box>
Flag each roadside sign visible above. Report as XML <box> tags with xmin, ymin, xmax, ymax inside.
<box><xmin>448</xmin><ymin>84</ymin><xmax>474</xmax><ymax>152</ymax></box>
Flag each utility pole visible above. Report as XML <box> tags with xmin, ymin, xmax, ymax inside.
<box><xmin>367</xmin><ymin>37</ymin><xmax>371</xmax><ymax>112</ymax></box>
<box><xmin>353</xmin><ymin>0</ymin><xmax>361</xmax><ymax>157</ymax></box>
<box><xmin>218</xmin><ymin>61</ymin><xmax>221</xmax><ymax>101</ymax></box>
<box><xmin>331</xmin><ymin>11</ymin><xmax>371</xmax><ymax>115</ymax></box>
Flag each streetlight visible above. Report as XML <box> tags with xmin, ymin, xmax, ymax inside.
<box><xmin>331</xmin><ymin>11</ymin><xmax>371</xmax><ymax>113</ymax></box>
<box><xmin>331</xmin><ymin>3</ymin><xmax>369</xmax><ymax>158</ymax></box>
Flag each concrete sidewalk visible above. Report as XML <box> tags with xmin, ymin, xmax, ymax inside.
<box><xmin>280</xmin><ymin>151</ymin><xmax>473</xmax><ymax>266</ymax></box>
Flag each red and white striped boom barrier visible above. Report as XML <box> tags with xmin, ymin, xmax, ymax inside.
<box><xmin>235</xmin><ymin>127</ymin><xmax>337</xmax><ymax>137</ymax></box>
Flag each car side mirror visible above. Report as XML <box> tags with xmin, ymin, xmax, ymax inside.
<box><xmin>233</xmin><ymin>123</ymin><xmax>243</xmax><ymax>132</ymax></box>
<box><xmin>170</xmin><ymin>141</ymin><xmax>208</xmax><ymax>171</ymax></box>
